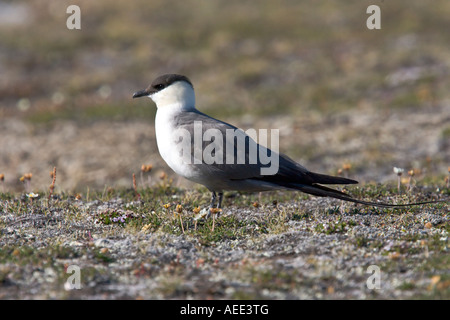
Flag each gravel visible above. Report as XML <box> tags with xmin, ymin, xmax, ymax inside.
<box><xmin>0</xmin><ymin>191</ymin><xmax>448</xmax><ymax>300</ymax></box>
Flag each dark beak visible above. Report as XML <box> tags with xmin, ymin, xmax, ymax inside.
<box><xmin>132</xmin><ymin>89</ymin><xmax>149</xmax><ymax>99</ymax></box>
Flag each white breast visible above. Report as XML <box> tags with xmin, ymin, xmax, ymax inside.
<box><xmin>155</xmin><ymin>107</ymin><xmax>196</xmax><ymax>179</ymax></box>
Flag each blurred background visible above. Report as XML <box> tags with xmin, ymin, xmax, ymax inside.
<box><xmin>0</xmin><ymin>0</ymin><xmax>449</xmax><ymax>192</ymax></box>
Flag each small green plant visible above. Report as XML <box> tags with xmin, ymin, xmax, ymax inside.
<box><xmin>355</xmin><ymin>236</ymin><xmax>369</xmax><ymax>248</ymax></box>
<box><xmin>314</xmin><ymin>217</ymin><xmax>354</xmax><ymax>235</ymax></box>
<box><xmin>94</xmin><ymin>209</ymin><xmax>140</xmax><ymax>226</ymax></box>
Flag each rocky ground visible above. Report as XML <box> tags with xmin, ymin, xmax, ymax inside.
<box><xmin>0</xmin><ymin>184</ymin><xmax>448</xmax><ymax>300</ymax></box>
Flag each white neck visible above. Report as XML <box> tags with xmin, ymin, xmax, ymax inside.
<box><xmin>149</xmin><ymin>81</ymin><xmax>196</xmax><ymax>111</ymax></box>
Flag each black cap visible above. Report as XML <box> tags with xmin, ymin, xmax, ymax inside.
<box><xmin>133</xmin><ymin>74</ymin><xmax>193</xmax><ymax>98</ymax></box>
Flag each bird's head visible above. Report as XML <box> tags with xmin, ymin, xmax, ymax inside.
<box><xmin>133</xmin><ymin>74</ymin><xmax>195</xmax><ymax>110</ymax></box>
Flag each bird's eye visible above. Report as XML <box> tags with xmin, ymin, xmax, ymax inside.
<box><xmin>154</xmin><ymin>84</ymin><xmax>165</xmax><ymax>90</ymax></box>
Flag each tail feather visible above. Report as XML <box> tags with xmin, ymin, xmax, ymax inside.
<box><xmin>292</xmin><ymin>183</ymin><xmax>445</xmax><ymax>208</ymax></box>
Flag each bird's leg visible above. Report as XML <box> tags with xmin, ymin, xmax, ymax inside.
<box><xmin>207</xmin><ymin>192</ymin><xmax>223</xmax><ymax>231</ymax></box>
<box><xmin>209</xmin><ymin>191</ymin><xmax>218</xmax><ymax>231</ymax></box>
<box><xmin>217</xmin><ymin>192</ymin><xmax>223</xmax><ymax>209</ymax></box>
<box><xmin>209</xmin><ymin>191</ymin><xmax>217</xmax><ymax>208</ymax></box>
<box><xmin>206</xmin><ymin>191</ymin><xmax>217</xmax><ymax>220</ymax></box>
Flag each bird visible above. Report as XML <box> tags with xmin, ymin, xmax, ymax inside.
<box><xmin>133</xmin><ymin>74</ymin><xmax>443</xmax><ymax>212</ymax></box>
